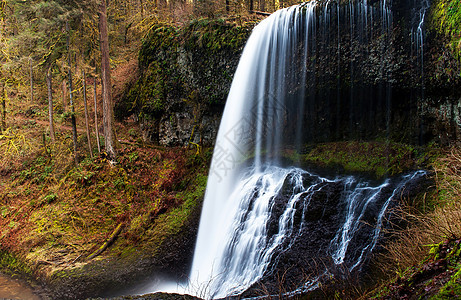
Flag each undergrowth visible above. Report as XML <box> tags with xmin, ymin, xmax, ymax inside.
<box><xmin>0</xmin><ymin>131</ymin><xmax>210</xmax><ymax>279</ymax></box>
<box><xmin>368</xmin><ymin>147</ymin><xmax>461</xmax><ymax>299</ymax></box>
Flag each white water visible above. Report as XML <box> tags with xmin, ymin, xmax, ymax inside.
<box><xmin>188</xmin><ymin>5</ymin><xmax>319</xmax><ymax>296</ymax></box>
<box><xmin>142</xmin><ymin>1</ymin><xmax>429</xmax><ymax>298</ymax></box>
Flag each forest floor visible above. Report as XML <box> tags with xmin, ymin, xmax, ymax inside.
<box><xmin>0</xmin><ymin>58</ymin><xmax>212</xmax><ymax>299</ymax></box>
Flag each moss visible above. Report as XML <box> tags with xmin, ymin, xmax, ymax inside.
<box><xmin>182</xmin><ymin>18</ymin><xmax>252</xmax><ymax>54</ymax></box>
<box><xmin>302</xmin><ymin>141</ymin><xmax>424</xmax><ymax>178</ymax></box>
<box><xmin>430</xmin><ymin>0</ymin><xmax>461</xmax><ymax>62</ymax></box>
<box><xmin>433</xmin><ymin>266</ymin><xmax>461</xmax><ymax>299</ymax></box>
<box><xmin>0</xmin><ymin>145</ymin><xmax>211</xmax><ymax>298</ymax></box>
<box><xmin>0</xmin><ymin>251</ymin><xmax>33</xmax><ymax>277</ymax></box>
<box><xmin>121</xmin><ymin>18</ymin><xmax>254</xmax><ymax>124</ymax></box>
<box><xmin>139</xmin><ymin>24</ymin><xmax>180</xmax><ymax>70</ymax></box>
<box><xmin>149</xmin><ymin>173</ymin><xmax>207</xmax><ymax>242</ymax></box>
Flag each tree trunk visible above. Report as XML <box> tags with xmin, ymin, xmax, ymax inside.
<box><xmin>46</xmin><ymin>66</ymin><xmax>56</xmax><ymax>143</ymax></box>
<box><xmin>99</xmin><ymin>0</ymin><xmax>117</xmax><ymax>162</ymax></box>
<box><xmin>259</xmin><ymin>0</ymin><xmax>265</xmax><ymax>12</ymax></box>
<box><xmin>82</xmin><ymin>70</ymin><xmax>93</xmax><ymax>158</ymax></box>
<box><xmin>29</xmin><ymin>58</ymin><xmax>33</xmax><ymax>102</ymax></box>
<box><xmin>94</xmin><ymin>77</ymin><xmax>101</xmax><ymax>153</ymax></box>
<box><xmin>67</xmin><ymin>21</ymin><xmax>79</xmax><ymax>166</ymax></box>
<box><xmin>1</xmin><ymin>84</ymin><xmax>5</xmax><ymax>132</ymax></box>
<box><xmin>62</xmin><ymin>80</ymin><xmax>67</xmax><ymax>112</ymax></box>
<box><xmin>140</xmin><ymin>0</ymin><xmax>144</xmax><ymax>17</ymax></box>
<box><xmin>124</xmin><ymin>21</ymin><xmax>133</xmax><ymax>45</ymax></box>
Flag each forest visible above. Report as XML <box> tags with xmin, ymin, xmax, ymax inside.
<box><xmin>0</xmin><ymin>0</ymin><xmax>461</xmax><ymax>299</ymax></box>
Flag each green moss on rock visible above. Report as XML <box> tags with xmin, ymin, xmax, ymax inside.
<box><xmin>0</xmin><ymin>251</ymin><xmax>33</xmax><ymax>277</ymax></box>
<box><xmin>119</xmin><ymin>19</ymin><xmax>255</xmax><ymax>145</ymax></box>
<box><xmin>431</xmin><ymin>0</ymin><xmax>461</xmax><ymax>62</ymax></box>
<box><xmin>301</xmin><ymin>141</ymin><xmax>433</xmax><ymax>178</ymax></box>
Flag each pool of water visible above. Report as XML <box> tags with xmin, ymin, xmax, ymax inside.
<box><xmin>0</xmin><ymin>273</ymin><xmax>40</xmax><ymax>300</ymax></box>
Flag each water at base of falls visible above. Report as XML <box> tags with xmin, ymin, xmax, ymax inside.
<box><xmin>0</xmin><ymin>273</ymin><xmax>41</xmax><ymax>300</ymax></box>
<box><xmin>141</xmin><ymin>0</ymin><xmax>430</xmax><ymax>298</ymax></box>
<box><xmin>143</xmin><ymin>166</ymin><xmax>426</xmax><ymax>299</ymax></box>
<box><xmin>197</xmin><ymin>167</ymin><xmax>427</xmax><ymax>299</ymax></box>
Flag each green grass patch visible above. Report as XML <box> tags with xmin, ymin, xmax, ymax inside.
<box><xmin>302</xmin><ymin>141</ymin><xmax>425</xmax><ymax>178</ymax></box>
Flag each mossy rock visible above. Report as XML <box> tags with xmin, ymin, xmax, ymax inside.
<box><xmin>297</xmin><ymin>141</ymin><xmax>437</xmax><ymax>179</ymax></box>
<box><xmin>119</xmin><ymin>19</ymin><xmax>255</xmax><ymax>145</ymax></box>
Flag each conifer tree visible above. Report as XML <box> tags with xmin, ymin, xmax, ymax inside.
<box><xmin>99</xmin><ymin>0</ymin><xmax>116</xmax><ymax>162</ymax></box>
<box><xmin>82</xmin><ymin>69</ymin><xmax>93</xmax><ymax>158</ymax></box>
<box><xmin>46</xmin><ymin>65</ymin><xmax>55</xmax><ymax>143</ymax></box>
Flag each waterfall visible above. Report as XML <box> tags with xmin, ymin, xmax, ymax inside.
<box><xmin>143</xmin><ymin>1</ymin><xmax>429</xmax><ymax>298</ymax></box>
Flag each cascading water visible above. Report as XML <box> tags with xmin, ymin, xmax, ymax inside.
<box><xmin>144</xmin><ymin>0</ymin><xmax>430</xmax><ymax>298</ymax></box>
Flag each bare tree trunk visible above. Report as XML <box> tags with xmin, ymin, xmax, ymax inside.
<box><xmin>99</xmin><ymin>0</ymin><xmax>117</xmax><ymax>162</ymax></box>
<box><xmin>94</xmin><ymin>77</ymin><xmax>101</xmax><ymax>153</ymax></box>
<box><xmin>82</xmin><ymin>70</ymin><xmax>93</xmax><ymax>158</ymax></box>
<box><xmin>67</xmin><ymin>21</ymin><xmax>79</xmax><ymax>166</ymax></box>
<box><xmin>124</xmin><ymin>21</ymin><xmax>133</xmax><ymax>45</ymax></box>
<box><xmin>1</xmin><ymin>84</ymin><xmax>5</xmax><ymax>132</ymax></box>
<box><xmin>29</xmin><ymin>58</ymin><xmax>33</xmax><ymax>102</ymax></box>
<box><xmin>0</xmin><ymin>5</ymin><xmax>5</xmax><ymax>131</ymax></box>
<box><xmin>62</xmin><ymin>80</ymin><xmax>67</xmax><ymax>112</ymax></box>
<box><xmin>259</xmin><ymin>0</ymin><xmax>265</xmax><ymax>12</ymax></box>
<box><xmin>46</xmin><ymin>66</ymin><xmax>56</xmax><ymax>143</ymax></box>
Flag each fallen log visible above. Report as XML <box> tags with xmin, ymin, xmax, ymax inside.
<box><xmin>87</xmin><ymin>223</ymin><xmax>123</xmax><ymax>260</ymax></box>
<box><xmin>250</xmin><ymin>10</ymin><xmax>271</xmax><ymax>16</ymax></box>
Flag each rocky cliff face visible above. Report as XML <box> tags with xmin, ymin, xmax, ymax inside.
<box><xmin>120</xmin><ymin>19</ymin><xmax>255</xmax><ymax>146</ymax></box>
<box><xmin>121</xmin><ymin>1</ymin><xmax>460</xmax><ymax>148</ymax></box>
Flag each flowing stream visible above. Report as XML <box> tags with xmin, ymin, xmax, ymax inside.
<box><xmin>145</xmin><ymin>1</ymin><xmax>429</xmax><ymax>298</ymax></box>
<box><xmin>0</xmin><ymin>273</ymin><xmax>40</xmax><ymax>300</ymax></box>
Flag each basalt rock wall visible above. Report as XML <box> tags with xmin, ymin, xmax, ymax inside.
<box><xmin>121</xmin><ymin>1</ymin><xmax>460</xmax><ymax>147</ymax></box>
<box><xmin>119</xmin><ymin>19</ymin><xmax>254</xmax><ymax>146</ymax></box>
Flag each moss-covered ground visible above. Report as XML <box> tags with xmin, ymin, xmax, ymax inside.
<box><xmin>0</xmin><ymin>49</ymin><xmax>212</xmax><ymax>297</ymax></box>
<box><xmin>300</xmin><ymin>141</ymin><xmax>438</xmax><ymax>179</ymax></box>
<box><xmin>0</xmin><ymin>133</ymin><xmax>211</xmax><ymax>296</ymax></box>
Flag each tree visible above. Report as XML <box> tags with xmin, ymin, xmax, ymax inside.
<box><xmin>46</xmin><ymin>65</ymin><xmax>55</xmax><ymax>143</ymax></box>
<box><xmin>99</xmin><ymin>0</ymin><xmax>116</xmax><ymax>162</ymax></box>
<box><xmin>0</xmin><ymin>0</ymin><xmax>11</xmax><ymax>132</ymax></box>
<box><xmin>29</xmin><ymin>58</ymin><xmax>34</xmax><ymax>102</ymax></box>
<box><xmin>93</xmin><ymin>77</ymin><xmax>101</xmax><ymax>153</ymax></box>
<box><xmin>61</xmin><ymin>79</ymin><xmax>67</xmax><ymax>112</ymax></box>
<box><xmin>1</xmin><ymin>84</ymin><xmax>5</xmax><ymax>132</ymax></box>
<box><xmin>82</xmin><ymin>69</ymin><xmax>93</xmax><ymax>158</ymax></box>
<box><xmin>66</xmin><ymin>21</ymin><xmax>79</xmax><ymax>165</ymax></box>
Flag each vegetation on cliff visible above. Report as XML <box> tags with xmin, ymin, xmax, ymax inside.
<box><xmin>302</xmin><ymin>141</ymin><xmax>436</xmax><ymax>178</ymax></box>
<box><xmin>119</xmin><ymin>18</ymin><xmax>258</xmax><ymax>145</ymax></box>
<box><xmin>431</xmin><ymin>0</ymin><xmax>461</xmax><ymax>62</ymax></box>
